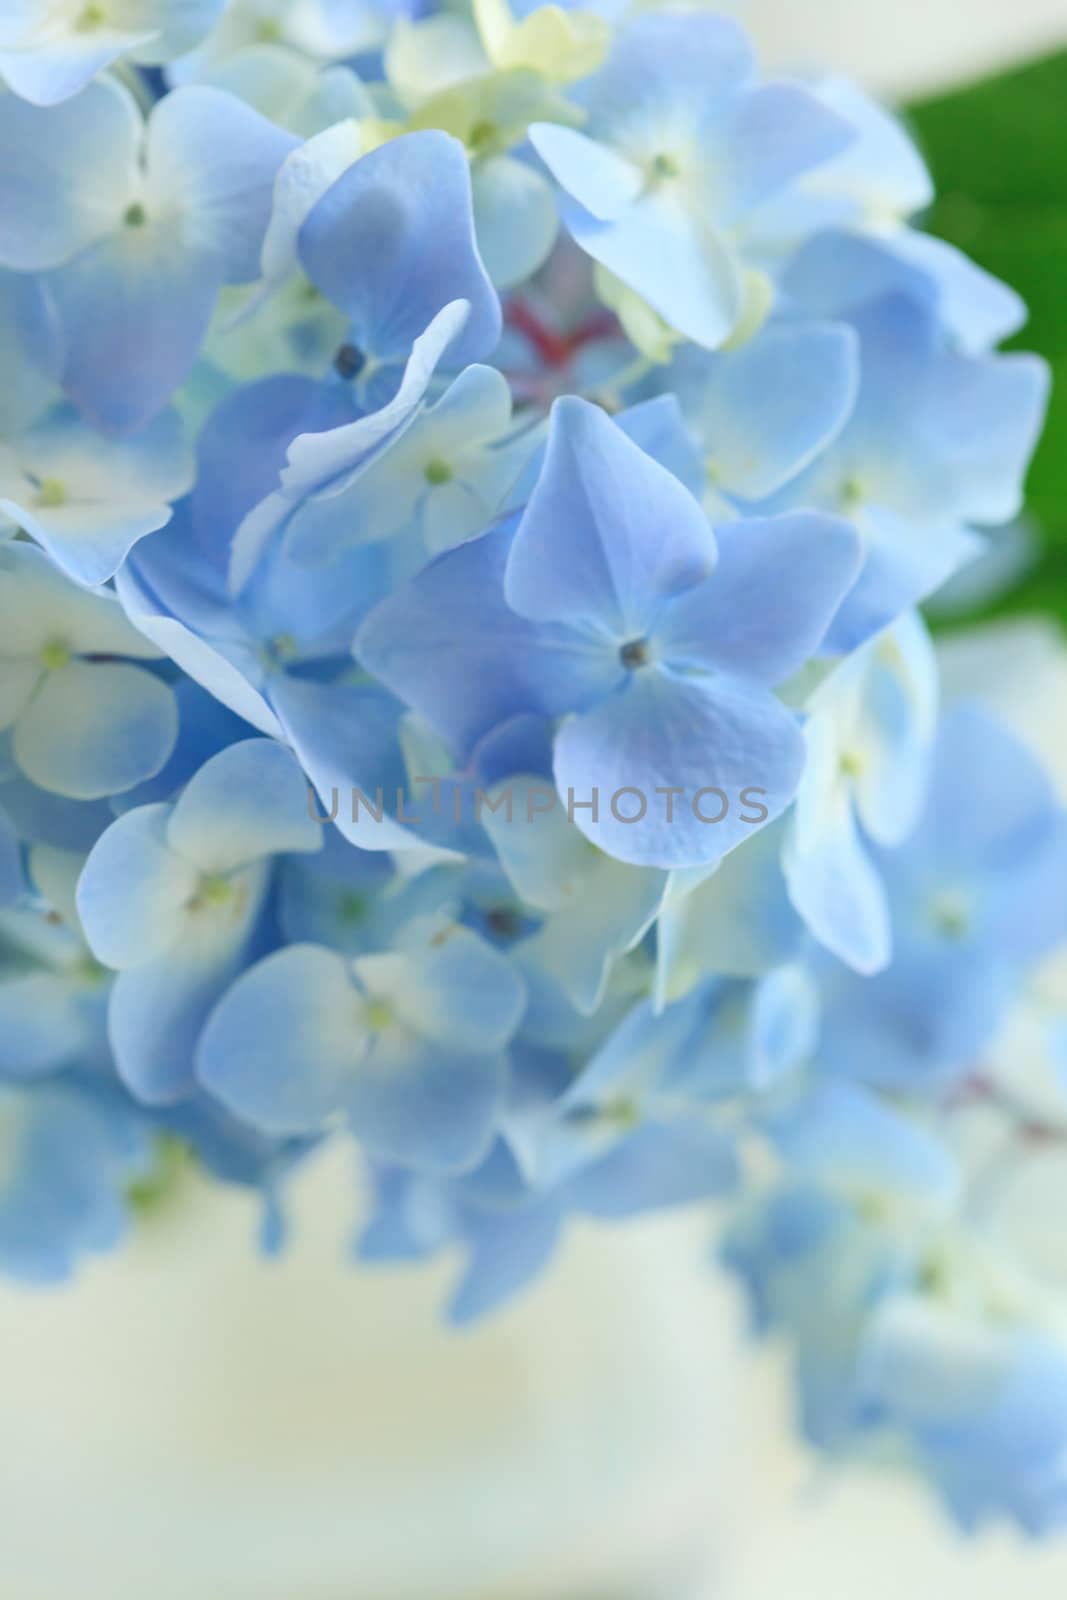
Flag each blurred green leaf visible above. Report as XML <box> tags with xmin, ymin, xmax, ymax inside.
<box><xmin>907</xmin><ymin>51</ymin><xmax>1067</xmax><ymax>625</ymax></box>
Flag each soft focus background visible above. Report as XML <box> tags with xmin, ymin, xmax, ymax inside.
<box><xmin>4</xmin><ymin>3</ymin><xmax>1067</xmax><ymax>1597</ymax></box>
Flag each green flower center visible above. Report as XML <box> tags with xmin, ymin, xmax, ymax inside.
<box><xmin>35</xmin><ymin>477</ymin><xmax>68</xmax><ymax>508</ymax></box>
<box><xmin>40</xmin><ymin>640</ymin><xmax>71</xmax><ymax>671</ymax></box>
<box><xmin>424</xmin><ymin>458</ymin><xmax>453</xmax><ymax>486</ymax></box>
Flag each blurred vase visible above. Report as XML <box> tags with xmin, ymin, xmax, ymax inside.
<box><xmin>0</xmin><ymin>1145</ymin><xmax>746</xmax><ymax>1600</ymax></box>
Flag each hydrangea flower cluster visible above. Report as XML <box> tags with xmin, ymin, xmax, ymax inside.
<box><xmin>2</xmin><ymin>0</ymin><xmax>1066</xmax><ymax>1531</ymax></box>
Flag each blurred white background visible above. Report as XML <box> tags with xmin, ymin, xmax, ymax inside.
<box><xmin>745</xmin><ymin>0</ymin><xmax>1067</xmax><ymax>96</ymax></box>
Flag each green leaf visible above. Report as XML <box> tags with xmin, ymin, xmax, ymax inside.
<box><xmin>907</xmin><ymin>51</ymin><xmax>1067</xmax><ymax>626</ymax></box>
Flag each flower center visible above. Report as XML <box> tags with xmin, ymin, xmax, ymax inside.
<box><xmin>929</xmin><ymin>888</ymin><xmax>973</xmax><ymax>941</ymax></box>
<box><xmin>76</xmin><ymin>2</ymin><xmax>108</xmax><ymax>30</ymax></box>
<box><xmin>649</xmin><ymin>151</ymin><xmax>681</xmax><ymax>181</ymax></box>
<box><xmin>619</xmin><ymin>638</ymin><xmax>650</xmax><ymax>669</ymax></box>
<box><xmin>333</xmin><ymin>343</ymin><xmax>366</xmax><ymax>380</ymax></box>
<box><xmin>34</xmin><ymin>477</ymin><xmax>68</xmax><ymax>508</ymax></box>
<box><xmin>365</xmin><ymin>998</ymin><xmax>394</xmax><ymax>1032</ymax></box>
<box><xmin>424</xmin><ymin>458</ymin><xmax>452</xmax><ymax>486</ymax></box>
<box><xmin>39</xmin><ymin>640</ymin><xmax>71</xmax><ymax>671</ymax></box>
<box><xmin>124</xmin><ymin>202</ymin><xmax>147</xmax><ymax>228</ymax></box>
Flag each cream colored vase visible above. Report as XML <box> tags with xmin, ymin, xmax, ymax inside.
<box><xmin>0</xmin><ymin>1146</ymin><xmax>746</xmax><ymax>1600</ymax></box>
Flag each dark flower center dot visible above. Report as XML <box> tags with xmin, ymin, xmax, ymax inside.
<box><xmin>619</xmin><ymin>638</ymin><xmax>650</xmax><ymax>669</ymax></box>
<box><xmin>485</xmin><ymin>905</ymin><xmax>521</xmax><ymax>940</ymax></box>
<box><xmin>333</xmin><ymin>343</ymin><xmax>366</xmax><ymax>380</ymax></box>
<box><xmin>124</xmin><ymin>202</ymin><xmax>147</xmax><ymax>227</ymax></box>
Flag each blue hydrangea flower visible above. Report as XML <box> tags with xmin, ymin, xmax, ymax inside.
<box><xmin>529</xmin><ymin>12</ymin><xmax>852</xmax><ymax>347</ymax></box>
<box><xmin>197</xmin><ymin>915</ymin><xmax>526</xmax><ymax>1173</ymax></box>
<box><xmin>358</xmin><ymin>395</ymin><xmax>861</xmax><ymax>867</ymax></box>
<box><xmin>0</xmin><ymin>1077</ymin><xmax>149</xmax><ymax>1281</ymax></box>
<box><xmin>296</xmin><ymin>129</ymin><xmax>502</xmax><ymax>406</ymax></box>
<box><xmin>0</xmin><ymin>0</ymin><xmax>225</xmax><ymax>105</ymax></box>
<box><xmin>0</xmin><ymin>402</ymin><xmax>193</xmax><ymax>585</ymax></box>
<box><xmin>0</xmin><ymin>76</ymin><xmax>296</xmax><ymax>429</ymax></box>
<box><xmin>812</xmin><ymin>706</ymin><xmax>1067</xmax><ymax>1088</ymax></box>
<box><xmin>0</xmin><ymin>542</ymin><xmax>177</xmax><ymax>799</ymax></box>
<box><xmin>784</xmin><ymin>608</ymin><xmax>938</xmax><ymax>975</ymax></box>
<box><xmin>766</xmin><ymin>291</ymin><xmax>1049</xmax><ymax>649</ymax></box>
<box><xmin>76</xmin><ymin>737</ymin><xmax>323</xmax><ymax>1102</ymax></box>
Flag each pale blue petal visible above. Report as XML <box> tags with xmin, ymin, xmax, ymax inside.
<box><xmin>655</xmin><ymin>819</ymin><xmax>802</xmax><ymax>1001</ymax></box>
<box><xmin>676</xmin><ymin>322</ymin><xmax>858</xmax><ymax>499</ymax></box>
<box><xmin>0</xmin><ymin>270</ymin><xmax>63</xmax><ymax>433</ymax></box>
<box><xmin>0</xmin><ymin>77</ymin><xmax>139</xmax><ymax>269</ymax></box>
<box><xmin>49</xmin><ymin>226</ymin><xmax>221</xmax><ymax>431</ymax></box>
<box><xmin>784</xmin><ymin>766</ymin><xmax>891</xmax><ymax>975</ymax></box>
<box><xmin>3</xmin><ymin>403</ymin><xmax>193</xmax><ymax>585</ymax></box>
<box><xmin>268</xmin><ymin>676</ymin><xmax>415</xmax><ymax>853</ymax></box>
<box><xmin>826</xmin><ymin>508</ymin><xmax>982</xmax><ymax>652</ymax></box>
<box><xmin>553</xmin><ymin>669</ymin><xmax>805</xmax><ymax>868</ymax></box>
<box><xmin>232</xmin><ymin>301</ymin><xmax>471</xmax><ymax>589</ymax></box>
<box><xmin>560</xmin><ymin>186</ymin><xmax>744</xmax><ymax>350</ymax></box>
<box><xmin>113</xmin><ymin>562</ymin><xmax>284</xmax><ymax>738</ymax></box>
<box><xmin>145</xmin><ymin>86</ymin><xmax>297</xmax><ymax>282</ymax></box>
<box><xmin>0</xmin><ymin>801</ymin><xmax>21</xmax><ymax>904</ymax></box>
<box><xmin>299</xmin><ymin>129</ymin><xmax>500</xmax><ymax>366</ymax></box>
<box><xmin>0</xmin><ymin>29</ymin><xmax>145</xmax><ymax>107</ymax></box>
<box><xmin>721</xmin><ymin>81</ymin><xmax>852</xmax><ymax>216</ymax></box>
<box><xmin>389</xmin><ymin>928</ymin><xmax>526</xmax><ymax>1053</ymax></box>
<box><xmin>110</xmin><ymin>906</ymin><xmax>265</xmax><ymax>1103</ymax></box>
<box><xmin>614</xmin><ymin>394</ymin><xmax>705</xmax><ymax>498</ymax></box>
<box><xmin>167</xmin><ymin>737</ymin><xmax>322</xmax><ymax>873</ymax></box>
<box><xmin>76</xmin><ymin>802</ymin><xmax>201</xmax><ymax>967</ymax></box>
<box><xmin>657</xmin><ymin>513</ymin><xmax>861</xmax><ymax>684</ymax></box>
<box><xmin>569</xmin><ymin>1121</ymin><xmax>737</xmax><ymax>1218</ymax></box>
<box><xmin>13</xmin><ymin>661</ymin><xmax>178</xmax><ymax>800</ymax></box>
<box><xmin>505</xmin><ymin>395</ymin><xmax>716</xmax><ymax>632</ymax></box>
<box><xmin>768</xmin><ymin>1082</ymin><xmax>957</xmax><ymax>1200</ymax></box>
<box><xmin>0</xmin><ymin>540</ymin><xmax>164</xmax><ymax>658</ymax></box>
<box><xmin>472</xmin><ymin>154</ymin><xmax>558</xmax><ymax>290</ymax></box>
<box><xmin>0</xmin><ymin>974</ymin><xmax>88</xmax><ymax>1078</ymax></box>
<box><xmin>528</xmin><ymin>123</ymin><xmax>642</xmax><ymax>222</ymax></box>
<box><xmin>197</xmin><ymin>943</ymin><xmax>367</xmax><ymax>1132</ymax></box>
<box><xmin>356</xmin><ymin>520</ymin><xmax>619</xmax><ymax>761</ymax></box>
<box><xmin>346</xmin><ymin>1031</ymin><xmax>507</xmax><ymax>1175</ymax></box>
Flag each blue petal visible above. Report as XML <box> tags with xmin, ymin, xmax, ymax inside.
<box><xmin>558</xmin><ymin>186</ymin><xmax>744</xmax><ymax>351</ymax></box>
<box><xmin>784</xmin><ymin>761</ymin><xmax>891</xmax><ymax>976</ymax></box>
<box><xmin>299</xmin><ymin>129</ymin><xmax>501</xmax><ymax>367</ymax></box>
<box><xmin>553</xmin><ymin>668</ymin><xmax>805</xmax><ymax>868</ymax></box>
<box><xmin>0</xmin><ymin>974</ymin><xmax>90</xmax><ymax>1079</ymax></box>
<box><xmin>77</xmin><ymin>802</ymin><xmax>201</xmax><ymax>967</ymax></box>
<box><xmin>49</xmin><ymin>226</ymin><xmax>222</xmax><ymax>432</ymax></box>
<box><xmin>1</xmin><ymin>403</ymin><xmax>193</xmax><ymax>586</ymax></box>
<box><xmin>0</xmin><ymin>801</ymin><xmax>22</xmax><ymax>904</ymax></box>
<box><xmin>109</xmin><ymin>903</ymin><xmax>266</xmax><ymax>1103</ymax></box>
<box><xmin>0</xmin><ymin>269</ymin><xmax>63</xmax><ymax>433</ymax></box>
<box><xmin>230</xmin><ymin>300</ymin><xmax>471</xmax><ymax>589</ymax></box>
<box><xmin>472</xmin><ymin>153</ymin><xmax>558</xmax><ymax>290</ymax></box>
<box><xmin>346</xmin><ymin>1030</ymin><xmax>507</xmax><ymax>1175</ymax></box>
<box><xmin>144</xmin><ymin>85</ymin><xmax>297</xmax><ymax>282</ymax></box>
<box><xmin>569</xmin><ymin>1121</ymin><xmax>737</xmax><ymax>1217</ymax></box>
<box><xmin>14</xmin><ymin>661</ymin><xmax>178</xmax><ymax>800</ymax></box>
<box><xmin>720</xmin><ymin>81</ymin><xmax>853</xmax><ymax>215</ymax></box>
<box><xmin>657</xmin><ymin>512</ymin><xmax>860</xmax><ymax>684</ymax></box>
<box><xmin>0</xmin><ymin>77</ymin><xmax>140</xmax><ymax>269</ymax></box>
<box><xmin>197</xmin><ymin>944</ymin><xmax>366</xmax><ymax>1132</ymax></box>
<box><xmin>166</xmin><ymin>737</ymin><xmax>322</xmax><ymax>873</ymax></box>
<box><xmin>768</xmin><ymin>1081</ymin><xmax>957</xmax><ymax>1200</ymax></box>
<box><xmin>673</xmin><ymin>322</ymin><xmax>859</xmax><ymax>500</ymax></box>
<box><xmin>505</xmin><ymin>395</ymin><xmax>716</xmax><ymax>632</ymax></box>
<box><xmin>356</xmin><ymin>520</ymin><xmax>619</xmax><ymax>761</ymax></box>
